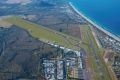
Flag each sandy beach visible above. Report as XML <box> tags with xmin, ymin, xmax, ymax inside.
<box><xmin>69</xmin><ymin>2</ymin><xmax>120</xmax><ymax>42</ymax></box>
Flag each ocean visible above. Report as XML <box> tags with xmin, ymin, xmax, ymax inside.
<box><xmin>69</xmin><ymin>0</ymin><xmax>120</xmax><ymax>38</ymax></box>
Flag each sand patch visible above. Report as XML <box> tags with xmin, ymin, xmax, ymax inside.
<box><xmin>0</xmin><ymin>18</ymin><xmax>12</xmax><ymax>28</ymax></box>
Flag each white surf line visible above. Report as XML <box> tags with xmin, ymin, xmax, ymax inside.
<box><xmin>69</xmin><ymin>2</ymin><xmax>120</xmax><ymax>42</ymax></box>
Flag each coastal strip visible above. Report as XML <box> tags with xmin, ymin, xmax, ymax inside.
<box><xmin>69</xmin><ymin>2</ymin><xmax>120</xmax><ymax>42</ymax></box>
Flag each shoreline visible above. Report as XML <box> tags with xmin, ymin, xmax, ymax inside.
<box><xmin>69</xmin><ymin>2</ymin><xmax>120</xmax><ymax>42</ymax></box>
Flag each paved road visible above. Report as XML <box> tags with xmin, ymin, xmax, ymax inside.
<box><xmin>86</xmin><ymin>32</ymin><xmax>105</xmax><ymax>80</ymax></box>
<box><xmin>80</xmin><ymin>48</ymin><xmax>91</xmax><ymax>80</ymax></box>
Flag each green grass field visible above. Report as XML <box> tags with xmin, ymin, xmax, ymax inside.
<box><xmin>3</xmin><ymin>16</ymin><xmax>111</xmax><ymax>80</ymax></box>
<box><xmin>80</xmin><ymin>25</ymin><xmax>111</xmax><ymax>80</ymax></box>
<box><xmin>3</xmin><ymin>16</ymin><xmax>80</xmax><ymax>50</ymax></box>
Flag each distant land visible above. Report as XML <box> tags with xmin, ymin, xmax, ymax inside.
<box><xmin>6</xmin><ymin>0</ymin><xmax>31</xmax><ymax>5</ymax></box>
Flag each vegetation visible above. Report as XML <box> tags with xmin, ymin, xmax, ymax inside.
<box><xmin>80</xmin><ymin>25</ymin><xmax>111</xmax><ymax>80</ymax></box>
<box><xmin>4</xmin><ymin>16</ymin><xmax>80</xmax><ymax>50</ymax></box>
<box><xmin>3</xmin><ymin>16</ymin><xmax>111</xmax><ymax>80</ymax></box>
